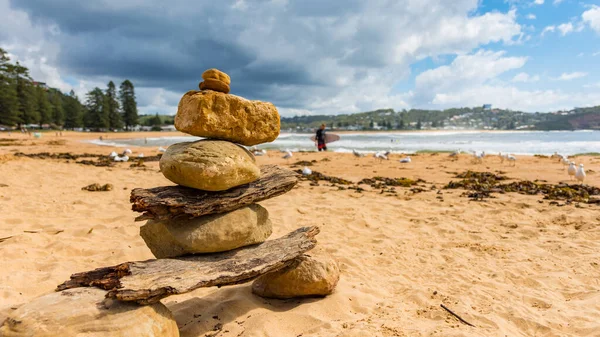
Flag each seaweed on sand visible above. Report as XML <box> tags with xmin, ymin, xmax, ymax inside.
<box><xmin>358</xmin><ymin>177</ymin><xmax>424</xmax><ymax>189</ymax></box>
<box><xmin>446</xmin><ymin>170</ymin><xmax>600</xmax><ymax>204</ymax></box>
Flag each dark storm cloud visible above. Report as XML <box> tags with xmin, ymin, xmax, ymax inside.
<box><xmin>9</xmin><ymin>0</ymin><xmax>323</xmax><ymax>103</ymax></box>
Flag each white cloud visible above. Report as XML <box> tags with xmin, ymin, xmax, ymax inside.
<box><xmin>542</xmin><ymin>25</ymin><xmax>555</xmax><ymax>35</ymax></box>
<box><xmin>534</xmin><ymin>0</ymin><xmax>544</xmax><ymax>5</ymax></box>
<box><xmin>431</xmin><ymin>85</ymin><xmax>600</xmax><ymax>112</ymax></box>
<box><xmin>582</xmin><ymin>6</ymin><xmax>600</xmax><ymax>34</ymax></box>
<box><xmin>553</xmin><ymin>0</ymin><xmax>564</xmax><ymax>4</ymax></box>
<box><xmin>554</xmin><ymin>72</ymin><xmax>588</xmax><ymax>81</ymax></box>
<box><xmin>512</xmin><ymin>72</ymin><xmax>540</xmax><ymax>82</ymax></box>
<box><xmin>593</xmin><ymin>51</ymin><xmax>600</xmax><ymax>56</ymax></box>
<box><xmin>526</xmin><ymin>14</ymin><xmax>536</xmax><ymax>19</ymax></box>
<box><xmin>414</xmin><ymin>50</ymin><xmax>527</xmax><ymax>103</ymax></box>
<box><xmin>557</xmin><ymin>22</ymin><xmax>574</xmax><ymax>35</ymax></box>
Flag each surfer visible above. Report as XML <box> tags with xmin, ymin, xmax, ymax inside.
<box><xmin>315</xmin><ymin>124</ymin><xmax>327</xmax><ymax>151</ymax></box>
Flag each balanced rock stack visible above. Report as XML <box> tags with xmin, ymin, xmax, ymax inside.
<box><xmin>137</xmin><ymin>68</ymin><xmax>340</xmax><ymax>299</ymax></box>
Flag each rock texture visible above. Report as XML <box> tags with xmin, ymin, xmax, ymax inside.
<box><xmin>202</xmin><ymin>68</ymin><xmax>230</xmax><ymax>85</ymax></box>
<box><xmin>57</xmin><ymin>227</ymin><xmax>320</xmax><ymax>305</ymax></box>
<box><xmin>159</xmin><ymin>140</ymin><xmax>260</xmax><ymax>191</ymax></box>
<box><xmin>140</xmin><ymin>204</ymin><xmax>273</xmax><ymax>257</ymax></box>
<box><xmin>0</xmin><ymin>288</ymin><xmax>178</xmax><ymax>337</ymax></box>
<box><xmin>199</xmin><ymin>78</ymin><xmax>230</xmax><ymax>94</ymax></box>
<box><xmin>174</xmin><ymin>90</ymin><xmax>280</xmax><ymax>146</ymax></box>
<box><xmin>252</xmin><ymin>252</ymin><xmax>340</xmax><ymax>299</ymax></box>
<box><xmin>131</xmin><ymin>165</ymin><xmax>299</xmax><ymax>221</ymax></box>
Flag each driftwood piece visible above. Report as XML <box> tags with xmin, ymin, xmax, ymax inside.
<box><xmin>130</xmin><ymin>164</ymin><xmax>298</xmax><ymax>221</ymax></box>
<box><xmin>57</xmin><ymin>226</ymin><xmax>319</xmax><ymax>305</ymax></box>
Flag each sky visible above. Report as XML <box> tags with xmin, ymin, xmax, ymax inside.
<box><xmin>1</xmin><ymin>0</ymin><xmax>599</xmax><ymax>116</ymax></box>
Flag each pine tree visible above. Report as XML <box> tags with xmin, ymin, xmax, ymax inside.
<box><xmin>416</xmin><ymin>120</ymin><xmax>422</xmax><ymax>130</ymax></box>
<box><xmin>85</xmin><ymin>87</ymin><xmax>108</xmax><ymax>130</ymax></box>
<box><xmin>399</xmin><ymin>119</ymin><xmax>405</xmax><ymax>129</ymax></box>
<box><xmin>35</xmin><ymin>85</ymin><xmax>52</xmax><ymax>126</ymax></box>
<box><xmin>105</xmin><ymin>81</ymin><xmax>123</xmax><ymax>130</ymax></box>
<box><xmin>119</xmin><ymin>79</ymin><xmax>138</xmax><ymax>130</ymax></box>
<box><xmin>0</xmin><ymin>48</ymin><xmax>19</xmax><ymax>126</ymax></box>
<box><xmin>64</xmin><ymin>90</ymin><xmax>83</xmax><ymax>129</ymax></box>
<box><xmin>48</xmin><ymin>89</ymin><xmax>65</xmax><ymax>126</ymax></box>
<box><xmin>14</xmin><ymin>62</ymin><xmax>38</xmax><ymax>126</ymax></box>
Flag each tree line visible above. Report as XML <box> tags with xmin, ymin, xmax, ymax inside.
<box><xmin>0</xmin><ymin>48</ymin><xmax>139</xmax><ymax>131</ymax></box>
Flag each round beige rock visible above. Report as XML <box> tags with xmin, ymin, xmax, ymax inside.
<box><xmin>0</xmin><ymin>288</ymin><xmax>179</xmax><ymax>337</ymax></box>
<box><xmin>140</xmin><ymin>204</ymin><xmax>273</xmax><ymax>258</ymax></box>
<box><xmin>252</xmin><ymin>252</ymin><xmax>340</xmax><ymax>299</ymax></box>
<box><xmin>159</xmin><ymin>140</ymin><xmax>260</xmax><ymax>191</ymax></box>
<box><xmin>202</xmin><ymin>68</ymin><xmax>231</xmax><ymax>85</ymax></box>
<box><xmin>199</xmin><ymin>78</ymin><xmax>230</xmax><ymax>94</ymax></box>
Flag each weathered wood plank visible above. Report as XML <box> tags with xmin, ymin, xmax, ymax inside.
<box><xmin>130</xmin><ymin>164</ymin><xmax>298</xmax><ymax>221</ymax></box>
<box><xmin>56</xmin><ymin>226</ymin><xmax>319</xmax><ymax>305</ymax></box>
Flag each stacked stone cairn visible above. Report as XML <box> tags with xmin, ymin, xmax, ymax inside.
<box><xmin>0</xmin><ymin>69</ymin><xmax>339</xmax><ymax>337</ymax></box>
<box><xmin>147</xmin><ymin>68</ymin><xmax>340</xmax><ymax>298</ymax></box>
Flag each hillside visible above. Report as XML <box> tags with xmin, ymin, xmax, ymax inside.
<box><xmin>280</xmin><ymin>107</ymin><xmax>578</xmax><ymax>131</ymax></box>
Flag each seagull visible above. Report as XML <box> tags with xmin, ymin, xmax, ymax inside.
<box><xmin>507</xmin><ymin>154</ymin><xmax>516</xmax><ymax>166</ymax></box>
<box><xmin>114</xmin><ymin>155</ymin><xmax>129</xmax><ymax>162</ymax></box>
<box><xmin>575</xmin><ymin>164</ymin><xmax>586</xmax><ymax>184</ymax></box>
<box><xmin>123</xmin><ymin>149</ymin><xmax>132</xmax><ymax>155</ymax></box>
<box><xmin>109</xmin><ymin>151</ymin><xmax>118</xmax><ymax>158</ymax></box>
<box><xmin>399</xmin><ymin>156</ymin><xmax>411</xmax><ymax>163</ymax></box>
<box><xmin>374</xmin><ymin>151</ymin><xmax>388</xmax><ymax>161</ymax></box>
<box><xmin>253</xmin><ymin>149</ymin><xmax>267</xmax><ymax>156</ymax></box>
<box><xmin>473</xmin><ymin>151</ymin><xmax>485</xmax><ymax>163</ymax></box>
<box><xmin>561</xmin><ymin>156</ymin><xmax>570</xmax><ymax>168</ymax></box>
<box><xmin>302</xmin><ymin>167</ymin><xmax>312</xmax><ymax>175</ymax></box>
<box><xmin>353</xmin><ymin>149</ymin><xmax>365</xmax><ymax>158</ymax></box>
<box><xmin>137</xmin><ymin>153</ymin><xmax>145</xmax><ymax>158</ymax></box>
<box><xmin>567</xmin><ymin>162</ymin><xmax>576</xmax><ymax>180</ymax></box>
<box><xmin>158</xmin><ymin>147</ymin><xmax>167</xmax><ymax>153</ymax></box>
<box><xmin>282</xmin><ymin>150</ymin><xmax>293</xmax><ymax>159</ymax></box>
<box><xmin>449</xmin><ymin>150</ymin><xmax>461</xmax><ymax>157</ymax></box>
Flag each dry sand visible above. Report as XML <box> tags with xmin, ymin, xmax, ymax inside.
<box><xmin>1</xmin><ymin>131</ymin><xmax>599</xmax><ymax>337</ymax></box>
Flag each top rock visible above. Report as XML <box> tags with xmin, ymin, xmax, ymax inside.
<box><xmin>200</xmin><ymin>69</ymin><xmax>231</xmax><ymax>94</ymax></box>
<box><xmin>202</xmin><ymin>68</ymin><xmax>231</xmax><ymax>85</ymax></box>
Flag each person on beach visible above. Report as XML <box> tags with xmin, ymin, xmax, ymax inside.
<box><xmin>315</xmin><ymin>124</ymin><xmax>327</xmax><ymax>151</ymax></box>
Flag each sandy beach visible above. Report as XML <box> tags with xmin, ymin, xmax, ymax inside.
<box><xmin>1</xmin><ymin>131</ymin><xmax>599</xmax><ymax>337</ymax></box>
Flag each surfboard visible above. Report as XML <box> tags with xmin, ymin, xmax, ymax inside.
<box><xmin>310</xmin><ymin>133</ymin><xmax>340</xmax><ymax>144</ymax></box>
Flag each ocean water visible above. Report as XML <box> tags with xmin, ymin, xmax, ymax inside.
<box><xmin>86</xmin><ymin>130</ymin><xmax>600</xmax><ymax>156</ymax></box>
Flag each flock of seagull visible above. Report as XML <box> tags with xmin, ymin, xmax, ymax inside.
<box><xmin>105</xmin><ymin>146</ymin><xmax>587</xmax><ymax>185</ymax></box>
<box><xmin>553</xmin><ymin>152</ymin><xmax>586</xmax><ymax>184</ymax></box>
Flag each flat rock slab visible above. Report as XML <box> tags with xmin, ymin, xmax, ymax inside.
<box><xmin>56</xmin><ymin>226</ymin><xmax>319</xmax><ymax>305</ymax></box>
<box><xmin>131</xmin><ymin>165</ymin><xmax>298</xmax><ymax>221</ymax></box>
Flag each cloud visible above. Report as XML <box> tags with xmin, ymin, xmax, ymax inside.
<box><xmin>512</xmin><ymin>72</ymin><xmax>540</xmax><ymax>82</ymax></box>
<box><xmin>431</xmin><ymin>85</ymin><xmax>600</xmax><ymax>112</ymax></box>
<box><xmin>0</xmin><ymin>0</ymin><xmax>524</xmax><ymax>116</ymax></box>
<box><xmin>582</xmin><ymin>5</ymin><xmax>600</xmax><ymax>34</ymax></box>
<box><xmin>554</xmin><ymin>72</ymin><xmax>588</xmax><ymax>80</ymax></box>
<box><xmin>526</xmin><ymin>14</ymin><xmax>536</xmax><ymax>19</ymax></box>
<box><xmin>543</xmin><ymin>21</ymin><xmax>583</xmax><ymax>37</ymax></box>
<box><xmin>557</xmin><ymin>22</ymin><xmax>574</xmax><ymax>35</ymax></box>
<box><xmin>542</xmin><ymin>25</ymin><xmax>555</xmax><ymax>35</ymax></box>
<box><xmin>413</xmin><ymin>50</ymin><xmax>527</xmax><ymax>104</ymax></box>
<box><xmin>593</xmin><ymin>51</ymin><xmax>600</xmax><ymax>56</ymax></box>
<box><xmin>553</xmin><ymin>0</ymin><xmax>564</xmax><ymax>4</ymax></box>
<box><xmin>534</xmin><ymin>0</ymin><xmax>544</xmax><ymax>5</ymax></box>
